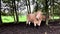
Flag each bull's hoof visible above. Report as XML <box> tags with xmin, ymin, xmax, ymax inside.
<box><xmin>34</xmin><ymin>23</ymin><xmax>36</xmax><ymax>27</ymax></box>
<box><xmin>26</xmin><ymin>24</ymin><xmax>27</xmax><ymax>26</ymax></box>
<box><xmin>34</xmin><ymin>25</ymin><xmax>36</xmax><ymax>27</ymax></box>
<box><xmin>26</xmin><ymin>24</ymin><xmax>29</xmax><ymax>27</ymax></box>
<box><xmin>37</xmin><ymin>23</ymin><xmax>41</xmax><ymax>26</ymax></box>
<box><xmin>34</xmin><ymin>26</ymin><xmax>39</xmax><ymax>29</ymax></box>
<box><xmin>38</xmin><ymin>25</ymin><xmax>40</xmax><ymax>26</ymax></box>
<box><xmin>28</xmin><ymin>22</ymin><xmax>31</xmax><ymax>25</ymax></box>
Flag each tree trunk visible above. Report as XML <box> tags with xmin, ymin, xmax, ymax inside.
<box><xmin>0</xmin><ymin>11</ymin><xmax>2</xmax><ymax>24</ymax></box>
<box><xmin>12</xmin><ymin>0</ymin><xmax>18</xmax><ymax>23</ymax></box>
<box><xmin>28</xmin><ymin>0</ymin><xmax>31</xmax><ymax>14</ymax></box>
<box><xmin>0</xmin><ymin>0</ymin><xmax>2</xmax><ymax>24</ymax></box>
<box><xmin>45</xmin><ymin>0</ymin><xmax>49</xmax><ymax>25</ymax></box>
<box><xmin>12</xmin><ymin>0</ymin><xmax>16</xmax><ymax>23</ymax></box>
<box><xmin>14</xmin><ymin>0</ymin><xmax>18</xmax><ymax>23</ymax></box>
<box><xmin>25</xmin><ymin>0</ymin><xmax>29</xmax><ymax>14</ymax></box>
<box><xmin>52</xmin><ymin>0</ymin><xmax>54</xmax><ymax>20</ymax></box>
<box><xmin>35</xmin><ymin>1</ymin><xmax>38</xmax><ymax>11</ymax></box>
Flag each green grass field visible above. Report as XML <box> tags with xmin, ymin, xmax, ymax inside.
<box><xmin>1</xmin><ymin>15</ymin><xmax>27</xmax><ymax>23</ymax></box>
<box><xmin>1</xmin><ymin>15</ymin><xmax>60</xmax><ymax>23</ymax></box>
<box><xmin>51</xmin><ymin>16</ymin><xmax>60</xmax><ymax>19</ymax></box>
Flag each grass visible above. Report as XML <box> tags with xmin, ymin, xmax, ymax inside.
<box><xmin>1</xmin><ymin>16</ymin><xmax>14</xmax><ymax>23</ymax></box>
<box><xmin>1</xmin><ymin>15</ymin><xmax>27</xmax><ymax>23</ymax></box>
<box><xmin>51</xmin><ymin>16</ymin><xmax>60</xmax><ymax>19</ymax></box>
<box><xmin>18</xmin><ymin>15</ymin><xmax>27</xmax><ymax>22</ymax></box>
<box><xmin>1</xmin><ymin>15</ymin><xmax>60</xmax><ymax>23</ymax></box>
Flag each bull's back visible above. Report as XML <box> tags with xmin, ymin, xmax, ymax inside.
<box><xmin>27</xmin><ymin>14</ymin><xmax>36</xmax><ymax>21</ymax></box>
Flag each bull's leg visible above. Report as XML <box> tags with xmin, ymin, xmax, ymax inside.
<box><xmin>37</xmin><ymin>20</ymin><xmax>41</xmax><ymax>26</ymax></box>
<box><xmin>26</xmin><ymin>21</ymin><xmax>28</xmax><ymax>24</ymax></box>
<box><xmin>26</xmin><ymin>20</ymin><xmax>29</xmax><ymax>25</ymax></box>
<box><xmin>28</xmin><ymin>22</ymin><xmax>31</xmax><ymax>25</ymax></box>
<box><xmin>34</xmin><ymin>23</ymin><xmax>36</xmax><ymax>27</ymax></box>
<box><xmin>34</xmin><ymin>21</ymin><xmax>36</xmax><ymax>27</ymax></box>
<box><xmin>26</xmin><ymin>20</ymin><xmax>31</xmax><ymax>25</ymax></box>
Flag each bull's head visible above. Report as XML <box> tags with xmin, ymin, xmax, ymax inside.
<box><xmin>42</xmin><ymin>15</ymin><xmax>51</xmax><ymax>21</ymax></box>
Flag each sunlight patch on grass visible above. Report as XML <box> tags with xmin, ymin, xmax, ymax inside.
<box><xmin>18</xmin><ymin>15</ymin><xmax>27</xmax><ymax>22</ymax></box>
<box><xmin>1</xmin><ymin>16</ymin><xmax>14</xmax><ymax>23</ymax></box>
<box><xmin>1</xmin><ymin>15</ymin><xmax>27</xmax><ymax>23</ymax></box>
<box><xmin>51</xmin><ymin>16</ymin><xmax>60</xmax><ymax>19</ymax></box>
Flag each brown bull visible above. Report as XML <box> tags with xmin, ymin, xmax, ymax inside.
<box><xmin>35</xmin><ymin>11</ymin><xmax>46</xmax><ymax>26</ymax></box>
<box><xmin>26</xmin><ymin>11</ymin><xmax>47</xmax><ymax>27</ymax></box>
<box><xmin>26</xmin><ymin>13</ymin><xmax>39</xmax><ymax>26</ymax></box>
<box><xmin>36</xmin><ymin>11</ymin><xmax>46</xmax><ymax>21</ymax></box>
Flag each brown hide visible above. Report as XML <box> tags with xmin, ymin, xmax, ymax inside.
<box><xmin>26</xmin><ymin>13</ymin><xmax>39</xmax><ymax>26</ymax></box>
<box><xmin>26</xmin><ymin>11</ymin><xmax>47</xmax><ymax>26</ymax></box>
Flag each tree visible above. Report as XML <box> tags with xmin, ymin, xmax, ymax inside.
<box><xmin>25</xmin><ymin>0</ymin><xmax>29</xmax><ymax>14</ymax></box>
<box><xmin>45</xmin><ymin>0</ymin><xmax>49</xmax><ymax>25</ymax></box>
<box><xmin>25</xmin><ymin>0</ymin><xmax>31</xmax><ymax>14</ymax></box>
<box><xmin>12</xmin><ymin>0</ymin><xmax>18</xmax><ymax>23</ymax></box>
<box><xmin>0</xmin><ymin>0</ymin><xmax>2</xmax><ymax>24</ymax></box>
<box><xmin>28</xmin><ymin>0</ymin><xmax>31</xmax><ymax>13</ymax></box>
